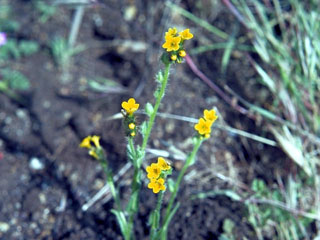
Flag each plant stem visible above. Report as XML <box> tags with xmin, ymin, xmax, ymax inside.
<box><xmin>127</xmin><ymin>137</ymin><xmax>139</xmax><ymax>240</ymax></box>
<box><xmin>98</xmin><ymin>150</ymin><xmax>121</xmax><ymax>210</ymax></box>
<box><xmin>127</xmin><ymin>166</ymin><xmax>139</xmax><ymax>239</ymax></box>
<box><xmin>151</xmin><ymin>191</ymin><xmax>164</xmax><ymax>240</ymax></box>
<box><xmin>139</xmin><ymin>63</ymin><xmax>171</xmax><ymax>167</ymax></box>
<box><xmin>163</xmin><ymin>138</ymin><xmax>202</xmax><ymax>224</ymax></box>
<box><xmin>128</xmin><ymin>137</ymin><xmax>137</xmax><ymax>162</ymax></box>
<box><xmin>126</xmin><ymin>63</ymin><xmax>171</xmax><ymax>239</ymax></box>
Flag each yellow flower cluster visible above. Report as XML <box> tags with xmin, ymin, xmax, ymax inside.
<box><xmin>79</xmin><ymin>135</ymin><xmax>101</xmax><ymax>159</ymax></box>
<box><xmin>194</xmin><ymin>109</ymin><xmax>218</xmax><ymax>138</ymax></box>
<box><xmin>146</xmin><ymin>157</ymin><xmax>171</xmax><ymax>194</ymax></box>
<box><xmin>121</xmin><ymin>98</ymin><xmax>139</xmax><ymax>137</ymax></box>
<box><xmin>162</xmin><ymin>27</ymin><xmax>193</xmax><ymax>63</ymax></box>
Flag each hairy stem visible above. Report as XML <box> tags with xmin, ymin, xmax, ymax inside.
<box><xmin>139</xmin><ymin>63</ymin><xmax>171</xmax><ymax>166</ymax></box>
<box><xmin>163</xmin><ymin>138</ymin><xmax>202</xmax><ymax>224</ymax></box>
<box><xmin>151</xmin><ymin>191</ymin><xmax>164</xmax><ymax>240</ymax></box>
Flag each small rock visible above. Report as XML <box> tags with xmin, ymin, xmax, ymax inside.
<box><xmin>123</xmin><ymin>5</ymin><xmax>137</xmax><ymax>21</ymax></box>
<box><xmin>30</xmin><ymin>222</ymin><xmax>37</xmax><ymax>229</ymax></box>
<box><xmin>63</xmin><ymin>111</ymin><xmax>71</xmax><ymax>120</ymax></box>
<box><xmin>56</xmin><ymin>195</ymin><xmax>66</xmax><ymax>212</ymax></box>
<box><xmin>93</xmin><ymin>179</ymin><xmax>104</xmax><ymax>190</ymax></box>
<box><xmin>16</xmin><ymin>109</ymin><xmax>27</xmax><ymax>119</ymax></box>
<box><xmin>39</xmin><ymin>193</ymin><xmax>46</xmax><ymax>204</ymax></box>
<box><xmin>165</xmin><ymin>121</ymin><xmax>175</xmax><ymax>133</ymax></box>
<box><xmin>0</xmin><ymin>222</ymin><xmax>9</xmax><ymax>232</ymax></box>
<box><xmin>43</xmin><ymin>101</ymin><xmax>51</xmax><ymax>109</ymax></box>
<box><xmin>29</xmin><ymin>157</ymin><xmax>44</xmax><ymax>170</ymax></box>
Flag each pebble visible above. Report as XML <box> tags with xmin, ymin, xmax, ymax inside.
<box><xmin>124</xmin><ymin>5</ymin><xmax>137</xmax><ymax>21</ymax></box>
<box><xmin>29</xmin><ymin>157</ymin><xmax>44</xmax><ymax>170</ymax></box>
<box><xmin>39</xmin><ymin>193</ymin><xmax>46</xmax><ymax>204</ymax></box>
<box><xmin>43</xmin><ymin>101</ymin><xmax>51</xmax><ymax>109</ymax></box>
<box><xmin>0</xmin><ymin>222</ymin><xmax>9</xmax><ymax>232</ymax></box>
<box><xmin>93</xmin><ymin>179</ymin><xmax>104</xmax><ymax>190</ymax></box>
<box><xmin>165</xmin><ymin>121</ymin><xmax>175</xmax><ymax>133</ymax></box>
<box><xmin>16</xmin><ymin>109</ymin><xmax>27</xmax><ymax>119</ymax></box>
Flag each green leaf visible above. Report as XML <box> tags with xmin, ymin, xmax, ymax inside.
<box><xmin>88</xmin><ymin>77</ymin><xmax>126</xmax><ymax>93</ymax></box>
<box><xmin>34</xmin><ymin>0</ymin><xmax>57</xmax><ymax>23</ymax></box>
<box><xmin>167</xmin><ymin>178</ymin><xmax>175</xmax><ymax>193</ymax></box>
<box><xmin>111</xmin><ymin>209</ymin><xmax>128</xmax><ymax>237</ymax></box>
<box><xmin>0</xmin><ymin>40</ymin><xmax>20</xmax><ymax>59</ymax></box>
<box><xmin>145</xmin><ymin>102</ymin><xmax>154</xmax><ymax>116</ymax></box>
<box><xmin>1</xmin><ymin>69</ymin><xmax>30</xmax><ymax>90</ymax></box>
<box><xmin>252</xmin><ymin>179</ymin><xmax>266</xmax><ymax>195</ymax></box>
<box><xmin>153</xmin><ymin>88</ymin><xmax>160</xmax><ymax>99</ymax></box>
<box><xmin>136</xmin><ymin>146</ymin><xmax>144</xmax><ymax>167</ymax></box>
<box><xmin>126</xmin><ymin>190</ymin><xmax>139</xmax><ymax>213</ymax></box>
<box><xmin>156</xmin><ymin>70</ymin><xmax>163</xmax><ymax>83</ymax></box>
<box><xmin>160</xmin><ymin>53</ymin><xmax>170</xmax><ymax>66</ymax></box>
<box><xmin>0</xmin><ymin>81</ymin><xmax>8</xmax><ymax>91</ymax></box>
<box><xmin>222</xmin><ymin>219</ymin><xmax>235</xmax><ymax>234</ymax></box>
<box><xmin>69</xmin><ymin>44</ymin><xmax>86</xmax><ymax>56</ymax></box>
<box><xmin>191</xmin><ymin>189</ymin><xmax>242</xmax><ymax>201</ymax></box>
<box><xmin>153</xmin><ymin>211</ymin><xmax>160</xmax><ymax>228</ymax></box>
<box><xmin>148</xmin><ymin>211</ymin><xmax>154</xmax><ymax>226</ymax></box>
<box><xmin>126</xmin><ymin>143</ymin><xmax>135</xmax><ymax>162</ymax></box>
<box><xmin>160</xmin><ymin>203</ymin><xmax>180</xmax><ymax>239</ymax></box>
<box><xmin>192</xmin><ymin>136</ymin><xmax>198</xmax><ymax>145</ymax></box>
<box><xmin>189</xmin><ymin>154</ymin><xmax>197</xmax><ymax>166</ymax></box>
<box><xmin>140</xmin><ymin>121</ymin><xmax>147</xmax><ymax>138</ymax></box>
<box><xmin>221</xmin><ymin>32</ymin><xmax>236</xmax><ymax>73</ymax></box>
<box><xmin>19</xmin><ymin>40</ymin><xmax>39</xmax><ymax>56</ymax></box>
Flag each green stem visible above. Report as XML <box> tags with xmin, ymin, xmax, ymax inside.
<box><xmin>151</xmin><ymin>191</ymin><xmax>164</xmax><ymax>240</ymax></box>
<box><xmin>124</xmin><ymin>63</ymin><xmax>171</xmax><ymax>239</ymax></box>
<box><xmin>128</xmin><ymin>137</ymin><xmax>137</xmax><ymax>163</ymax></box>
<box><xmin>163</xmin><ymin>138</ymin><xmax>202</xmax><ymax>224</ymax></box>
<box><xmin>127</xmin><ymin>137</ymin><xmax>139</xmax><ymax>240</ymax></box>
<box><xmin>139</xmin><ymin>63</ymin><xmax>171</xmax><ymax>166</ymax></box>
<box><xmin>98</xmin><ymin>149</ymin><xmax>121</xmax><ymax>210</ymax></box>
<box><xmin>127</xmin><ymin>165</ymin><xmax>138</xmax><ymax>239</ymax></box>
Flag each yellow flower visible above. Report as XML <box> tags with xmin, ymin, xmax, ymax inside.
<box><xmin>146</xmin><ymin>163</ymin><xmax>161</xmax><ymax>179</ymax></box>
<box><xmin>157</xmin><ymin>157</ymin><xmax>171</xmax><ymax>171</ymax></box>
<box><xmin>179</xmin><ymin>29</ymin><xmax>193</xmax><ymax>40</ymax></box>
<box><xmin>179</xmin><ymin>50</ymin><xmax>186</xmax><ymax>57</ymax></box>
<box><xmin>165</xmin><ymin>27</ymin><xmax>177</xmax><ymax>39</ymax></box>
<box><xmin>162</xmin><ymin>36</ymin><xmax>181</xmax><ymax>52</ymax></box>
<box><xmin>91</xmin><ymin>135</ymin><xmax>101</xmax><ymax>148</ymax></box>
<box><xmin>131</xmin><ymin>132</ymin><xmax>136</xmax><ymax>137</ymax></box>
<box><xmin>89</xmin><ymin>149</ymin><xmax>99</xmax><ymax>159</ymax></box>
<box><xmin>122</xmin><ymin>98</ymin><xmax>139</xmax><ymax>115</ymax></box>
<box><xmin>203</xmin><ymin>109</ymin><xmax>218</xmax><ymax>124</ymax></box>
<box><xmin>194</xmin><ymin>118</ymin><xmax>211</xmax><ymax>135</ymax></box>
<box><xmin>171</xmin><ymin>54</ymin><xmax>177</xmax><ymax>61</ymax></box>
<box><xmin>128</xmin><ymin>123</ymin><xmax>135</xmax><ymax>130</ymax></box>
<box><xmin>148</xmin><ymin>178</ymin><xmax>166</xmax><ymax>194</ymax></box>
<box><xmin>79</xmin><ymin>136</ymin><xmax>92</xmax><ymax>149</ymax></box>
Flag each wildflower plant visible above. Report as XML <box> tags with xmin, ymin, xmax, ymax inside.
<box><xmin>80</xmin><ymin>27</ymin><xmax>218</xmax><ymax>240</ymax></box>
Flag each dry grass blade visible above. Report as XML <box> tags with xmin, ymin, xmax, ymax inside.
<box><xmin>270</xmin><ymin>126</ymin><xmax>313</xmax><ymax>176</ymax></box>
